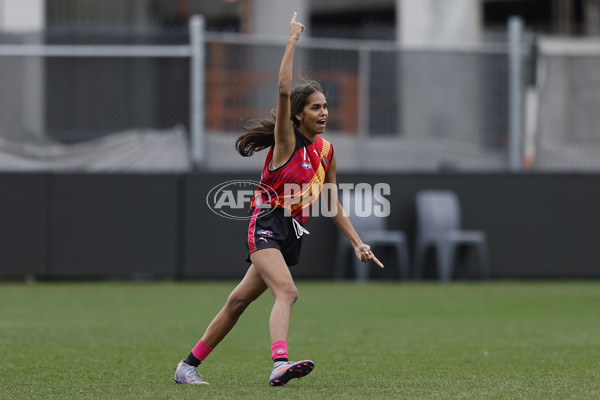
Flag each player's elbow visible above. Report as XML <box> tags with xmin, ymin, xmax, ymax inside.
<box><xmin>278</xmin><ymin>82</ymin><xmax>291</xmax><ymax>97</ymax></box>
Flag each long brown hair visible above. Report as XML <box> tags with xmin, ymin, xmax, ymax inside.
<box><xmin>235</xmin><ymin>80</ymin><xmax>324</xmax><ymax>157</ymax></box>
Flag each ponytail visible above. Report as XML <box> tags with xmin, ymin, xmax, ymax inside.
<box><xmin>235</xmin><ymin>110</ymin><xmax>276</xmax><ymax>157</ymax></box>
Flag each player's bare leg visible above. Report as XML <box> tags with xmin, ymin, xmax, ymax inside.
<box><xmin>201</xmin><ymin>265</ymin><xmax>268</xmax><ymax>348</ymax></box>
<box><xmin>250</xmin><ymin>249</ymin><xmax>297</xmax><ymax>343</ymax></box>
<box><xmin>250</xmin><ymin>248</ymin><xmax>314</xmax><ymax>386</ymax></box>
<box><xmin>175</xmin><ymin>265</ymin><xmax>268</xmax><ymax>384</ymax></box>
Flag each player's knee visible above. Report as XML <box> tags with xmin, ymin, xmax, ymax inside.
<box><xmin>227</xmin><ymin>296</ymin><xmax>250</xmax><ymax>319</ymax></box>
<box><xmin>290</xmin><ymin>288</ymin><xmax>299</xmax><ymax>305</ymax></box>
<box><xmin>279</xmin><ymin>285</ymin><xmax>299</xmax><ymax>305</ymax></box>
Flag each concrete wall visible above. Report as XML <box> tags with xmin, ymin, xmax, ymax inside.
<box><xmin>397</xmin><ymin>0</ymin><xmax>481</xmax><ymax>45</ymax></box>
<box><xmin>0</xmin><ymin>0</ymin><xmax>45</xmax><ymax>32</ymax></box>
<box><xmin>397</xmin><ymin>0</ymin><xmax>488</xmax><ymax>156</ymax></box>
<box><xmin>0</xmin><ymin>0</ymin><xmax>45</xmax><ymax>141</ymax></box>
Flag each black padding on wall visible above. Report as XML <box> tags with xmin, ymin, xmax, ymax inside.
<box><xmin>0</xmin><ymin>174</ymin><xmax>48</xmax><ymax>277</ymax></box>
<box><xmin>182</xmin><ymin>174</ymin><xmax>252</xmax><ymax>279</ymax></box>
<box><xmin>49</xmin><ymin>174</ymin><xmax>179</xmax><ymax>278</ymax></box>
<box><xmin>1</xmin><ymin>172</ymin><xmax>599</xmax><ymax>280</ymax></box>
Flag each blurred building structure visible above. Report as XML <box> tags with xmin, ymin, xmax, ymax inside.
<box><xmin>0</xmin><ymin>0</ymin><xmax>45</xmax><ymax>143</ymax></box>
<box><xmin>39</xmin><ymin>0</ymin><xmax>600</xmax><ymax>37</ymax></box>
<box><xmin>0</xmin><ymin>0</ymin><xmax>599</xmax><ymax>171</ymax></box>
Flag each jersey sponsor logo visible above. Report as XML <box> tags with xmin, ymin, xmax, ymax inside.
<box><xmin>257</xmin><ymin>230</ymin><xmax>274</xmax><ymax>238</ymax></box>
<box><xmin>301</xmin><ymin>161</ymin><xmax>312</xmax><ymax>169</ymax></box>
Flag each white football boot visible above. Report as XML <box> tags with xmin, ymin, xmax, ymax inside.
<box><xmin>174</xmin><ymin>361</ymin><xmax>209</xmax><ymax>385</ymax></box>
<box><xmin>268</xmin><ymin>360</ymin><xmax>314</xmax><ymax>386</ymax></box>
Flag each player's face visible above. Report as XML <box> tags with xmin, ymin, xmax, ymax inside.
<box><xmin>297</xmin><ymin>91</ymin><xmax>328</xmax><ymax>135</ymax></box>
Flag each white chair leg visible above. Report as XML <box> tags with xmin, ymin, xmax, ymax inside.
<box><xmin>396</xmin><ymin>243</ymin><xmax>410</xmax><ymax>280</ymax></box>
<box><xmin>413</xmin><ymin>245</ymin><xmax>426</xmax><ymax>280</ymax></box>
<box><xmin>354</xmin><ymin>257</ymin><xmax>369</xmax><ymax>283</ymax></box>
<box><xmin>437</xmin><ymin>243</ymin><xmax>455</xmax><ymax>282</ymax></box>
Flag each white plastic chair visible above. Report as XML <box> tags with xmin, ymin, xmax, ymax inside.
<box><xmin>414</xmin><ymin>190</ymin><xmax>491</xmax><ymax>281</ymax></box>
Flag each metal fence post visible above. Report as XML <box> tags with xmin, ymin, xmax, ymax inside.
<box><xmin>358</xmin><ymin>46</ymin><xmax>370</xmax><ymax>138</ymax></box>
<box><xmin>508</xmin><ymin>16</ymin><xmax>524</xmax><ymax>172</ymax></box>
<box><xmin>190</xmin><ymin>15</ymin><xmax>205</xmax><ymax>169</ymax></box>
<box><xmin>357</xmin><ymin>46</ymin><xmax>371</xmax><ymax>168</ymax></box>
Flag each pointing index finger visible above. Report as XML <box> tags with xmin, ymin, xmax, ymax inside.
<box><xmin>371</xmin><ymin>253</ymin><xmax>385</xmax><ymax>269</ymax></box>
<box><xmin>291</xmin><ymin>12</ymin><xmax>297</xmax><ymax>23</ymax></box>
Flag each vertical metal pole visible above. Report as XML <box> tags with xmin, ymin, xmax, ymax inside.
<box><xmin>190</xmin><ymin>15</ymin><xmax>205</xmax><ymax>169</ymax></box>
<box><xmin>358</xmin><ymin>46</ymin><xmax>370</xmax><ymax>138</ymax></box>
<box><xmin>508</xmin><ymin>16</ymin><xmax>524</xmax><ymax>172</ymax></box>
<box><xmin>357</xmin><ymin>47</ymin><xmax>372</xmax><ymax>170</ymax></box>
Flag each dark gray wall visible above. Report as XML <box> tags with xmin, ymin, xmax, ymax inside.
<box><xmin>183</xmin><ymin>174</ymin><xmax>250</xmax><ymax>279</ymax></box>
<box><xmin>49</xmin><ymin>174</ymin><xmax>180</xmax><ymax>278</ymax></box>
<box><xmin>0</xmin><ymin>173</ymin><xmax>599</xmax><ymax>280</ymax></box>
<box><xmin>0</xmin><ymin>174</ymin><xmax>48</xmax><ymax>277</ymax></box>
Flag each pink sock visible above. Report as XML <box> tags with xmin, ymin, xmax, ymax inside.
<box><xmin>271</xmin><ymin>340</ymin><xmax>288</xmax><ymax>361</ymax></box>
<box><xmin>191</xmin><ymin>340</ymin><xmax>213</xmax><ymax>361</ymax></box>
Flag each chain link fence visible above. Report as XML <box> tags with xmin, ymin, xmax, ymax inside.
<box><xmin>44</xmin><ymin>25</ymin><xmax>189</xmax><ymax>143</ymax></box>
<box><xmin>0</xmin><ymin>21</ymin><xmax>598</xmax><ymax>172</ymax></box>
<box><xmin>533</xmin><ymin>37</ymin><xmax>600</xmax><ymax>171</ymax></box>
<box><xmin>202</xmin><ymin>33</ymin><xmax>517</xmax><ymax>172</ymax></box>
<box><xmin>0</xmin><ymin>26</ymin><xmax>191</xmax><ymax>171</ymax></box>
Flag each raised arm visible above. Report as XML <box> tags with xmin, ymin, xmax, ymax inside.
<box><xmin>272</xmin><ymin>12</ymin><xmax>305</xmax><ymax>168</ymax></box>
<box><xmin>325</xmin><ymin>153</ymin><xmax>384</xmax><ymax>268</ymax></box>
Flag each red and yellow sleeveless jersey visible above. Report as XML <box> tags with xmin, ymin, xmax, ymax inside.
<box><xmin>251</xmin><ymin>128</ymin><xmax>334</xmax><ymax>225</ymax></box>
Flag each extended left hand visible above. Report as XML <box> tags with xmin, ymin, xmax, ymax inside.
<box><xmin>354</xmin><ymin>244</ymin><xmax>384</xmax><ymax>268</ymax></box>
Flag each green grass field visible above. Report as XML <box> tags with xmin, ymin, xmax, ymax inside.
<box><xmin>1</xmin><ymin>281</ymin><xmax>599</xmax><ymax>399</ymax></box>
